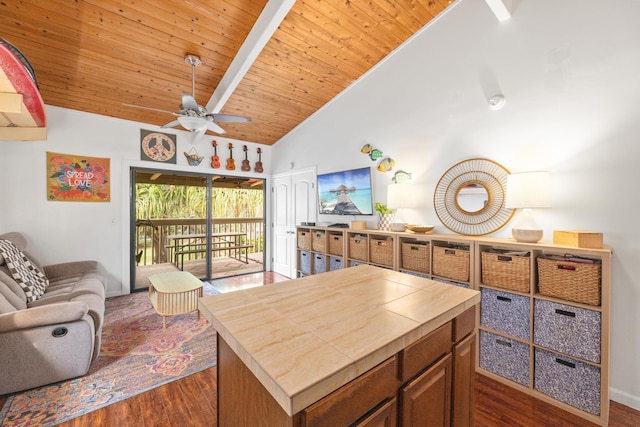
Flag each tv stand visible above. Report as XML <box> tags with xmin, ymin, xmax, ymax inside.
<box><xmin>328</xmin><ymin>223</ymin><xmax>349</xmax><ymax>228</ymax></box>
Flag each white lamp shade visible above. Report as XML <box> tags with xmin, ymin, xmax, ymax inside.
<box><xmin>505</xmin><ymin>171</ymin><xmax>551</xmax><ymax>209</ymax></box>
<box><xmin>387</xmin><ymin>183</ymin><xmax>416</xmax><ymax>209</ymax></box>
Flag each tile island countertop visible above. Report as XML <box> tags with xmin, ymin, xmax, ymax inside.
<box><xmin>198</xmin><ymin>264</ymin><xmax>480</xmax><ymax>416</ymax></box>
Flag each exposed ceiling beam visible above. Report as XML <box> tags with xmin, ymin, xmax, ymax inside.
<box><xmin>485</xmin><ymin>0</ymin><xmax>512</xmax><ymax>22</ymax></box>
<box><xmin>205</xmin><ymin>0</ymin><xmax>296</xmax><ymax>114</ymax></box>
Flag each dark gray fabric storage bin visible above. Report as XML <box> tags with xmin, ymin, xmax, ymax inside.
<box><xmin>299</xmin><ymin>250</ymin><xmax>311</xmax><ymax>274</ymax></box>
<box><xmin>481</xmin><ymin>288</ymin><xmax>530</xmax><ymax>340</ymax></box>
<box><xmin>534</xmin><ymin>348</ymin><xmax>601</xmax><ymax>415</ymax></box>
<box><xmin>534</xmin><ymin>299</ymin><xmax>601</xmax><ymax>363</ymax></box>
<box><xmin>329</xmin><ymin>256</ymin><xmax>343</xmax><ymax>271</ymax></box>
<box><xmin>313</xmin><ymin>254</ymin><xmax>326</xmax><ymax>274</ymax></box>
<box><xmin>479</xmin><ymin>330</ymin><xmax>530</xmax><ymax>387</ymax></box>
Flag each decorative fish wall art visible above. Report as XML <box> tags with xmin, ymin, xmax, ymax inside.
<box><xmin>360</xmin><ymin>144</ymin><xmax>383</xmax><ymax>161</ymax></box>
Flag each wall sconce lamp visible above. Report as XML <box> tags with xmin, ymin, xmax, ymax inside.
<box><xmin>505</xmin><ymin>171</ymin><xmax>551</xmax><ymax>243</ymax></box>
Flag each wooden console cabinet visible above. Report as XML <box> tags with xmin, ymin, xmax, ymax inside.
<box><xmin>296</xmin><ymin>226</ymin><xmax>612</xmax><ymax>426</ymax></box>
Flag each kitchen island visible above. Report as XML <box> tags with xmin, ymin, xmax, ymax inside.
<box><xmin>199</xmin><ymin>265</ymin><xmax>481</xmax><ymax>426</ymax></box>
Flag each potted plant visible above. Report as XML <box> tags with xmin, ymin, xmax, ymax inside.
<box><xmin>374</xmin><ymin>202</ymin><xmax>393</xmax><ymax>231</ymax></box>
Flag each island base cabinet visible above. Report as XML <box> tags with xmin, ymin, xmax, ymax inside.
<box><xmin>452</xmin><ymin>332</ymin><xmax>476</xmax><ymax>427</ymax></box>
<box><xmin>217</xmin><ymin>335</ymin><xmax>301</xmax><ymax>427</ymax></box>
<box><xmin>216</xmin><ymin>309</ymin><xmax>477</xmax><ymax>427</ymax></box>
<box><xmin>400</xmin><ymin>353</ymin><xmax>452</xmax><ymax>427</ymax></box>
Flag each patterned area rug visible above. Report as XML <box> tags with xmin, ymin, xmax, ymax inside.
<box><xmin>0</xmin><ymin>286</ymin><xmax>218</xmax><ymax>426</ymax></box>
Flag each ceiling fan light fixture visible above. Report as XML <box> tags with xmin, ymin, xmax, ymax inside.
<box><xmin>178</xmin><ymin>115</ymin><xmax>207</xmax><ymax>132</ymax></box>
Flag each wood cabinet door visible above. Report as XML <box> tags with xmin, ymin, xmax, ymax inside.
<box><xmin>354</xmin><ymin>398</ymin><xmax>397</xmax><ymax>427</ymax></box>
<box><xmin>452</xmin><ymin>332</ymin><xmax>476</xmax><ymax>427</ymax></box>
<box><xmin>400</xmin><ymin>353</ymin><xmax>452</xmax><ymax>427</ymax></box>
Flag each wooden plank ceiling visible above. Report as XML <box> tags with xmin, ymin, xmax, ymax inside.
<box><xmin>0</xmin><ymin>0</ymin><xmax>452</xmax><ymax>145</ymax></box>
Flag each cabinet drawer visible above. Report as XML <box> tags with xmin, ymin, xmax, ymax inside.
<box><xmin>400</xmin><ymin>321</ymin><xmax>452</xmax><ymax>382</ymax></box>
<box><xmin>480</xmin><ymin>288</ymin><xmax>530</xmax><ymax>340</ymax></box>
<box><xmin>303</xmin><ymin>356</ymin><xmax>398</xmax><ymax>427</ymax></box>
<box><xmin>534</xmin><ymin>348</ymin><xmax>601</xmax><ymax>415</ymax></box>
<box><xmin>454</xmin><ymin>306</ymin><xmax>476</xmax><ymax>342</ymax></box>
<box><xmin>479</xmin><ymin>330</ymin><xmax>529</xmax><ymax>387</ymax></box>
<box><xmin>299</xmin><ymin>250</ymin><xmax>311</xmax><ymax>274</ymax></box>
<box><xmin>534</xmin><ymin>299</ymin><xmax>601</xmax><ymax>363</ymax></box>
<box><xmin>312</xmin><ymin>254</ymin><xmax>326</xmax><ymax>274</ymax></box>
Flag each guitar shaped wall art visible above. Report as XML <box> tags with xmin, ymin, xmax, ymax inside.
<box><xmin>241</xmin><ymin>145</ymin><xmax>251</xmax><ymax>171</ymax></box>
<box><xmin>211</xmin><ymin>140</ymin><xmax>221</xmax><ymax>169</ymax></box>
<box><xmin>226</xmin><ymin>143</ymin><xmax>236</xmax><ymax>170</ymax></box>
<box><xmin>255</xmin><ymin>147</ymin><xmax>263</xmax><ymax>173</ymax></box>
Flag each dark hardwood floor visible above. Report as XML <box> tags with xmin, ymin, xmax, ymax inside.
<box><xmin>3</xmin><ymin>272</ymin><xmax>639</xmax><ymax>426</ymax></box>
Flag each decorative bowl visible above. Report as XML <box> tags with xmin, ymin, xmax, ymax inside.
<box><xmin>390</xmin><ymin>223</ymin><xmax>407</xmax><ymax>232</ymax></box>
<box><xmin>406</xmin><ymin>225</ymin><xmax>435</xmax><ymax>233</ymax></box>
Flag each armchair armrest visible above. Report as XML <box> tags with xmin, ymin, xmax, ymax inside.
<box><xmin>0</xmin><ymin>301</ymin><xmax>88</xmax><ymax>333</ymax></box>
<box><xmin>43</xmin><ymin>261</ymin><xmax>99</xmax><ymax>279</ymax></box>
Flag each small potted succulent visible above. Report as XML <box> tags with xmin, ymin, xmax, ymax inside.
<box><xmin>374</xmin><ymin>202</ymin><xmax>393</xmax><ymax>231</ymax></box>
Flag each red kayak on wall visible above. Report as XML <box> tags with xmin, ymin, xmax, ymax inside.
<box><xmin>0</xmin><ymin>38</ymin><xmax>47</xmax><ymax>140</ymax></box>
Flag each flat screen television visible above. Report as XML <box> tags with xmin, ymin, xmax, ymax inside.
<box><xmin>317</xmin><ymin>167</ymin><xmax>373</xmax><ymax>215</ymax></box>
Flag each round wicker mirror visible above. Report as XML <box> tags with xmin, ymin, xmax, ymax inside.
<box><xmin>434</xmin><ymin>158</ymin><xmax>514</xmax><ymax>235</ymax></box>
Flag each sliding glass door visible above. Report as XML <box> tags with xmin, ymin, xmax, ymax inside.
<box><xmin>130</xmin><ymin>168</ymin><xmax>264</xmax><ymax>292</ymax></box>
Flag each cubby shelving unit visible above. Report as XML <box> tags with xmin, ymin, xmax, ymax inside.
<box><xmin>296</xmin><ymin>226</ymin><xmax>612</xmax><ymax>426</ymax></box>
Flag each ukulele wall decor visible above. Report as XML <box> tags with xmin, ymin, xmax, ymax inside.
<box><xmin>226</xmin><ymin>143</ymin><xmax>236</xmax><ymax>170</ymax></box>
<box><xmin>211</xmin><ymin>140</ymin><xmax>221</xmax><ymax>169</ymax></box>
<box><xmin>241</xmin><ymin>145</ymin><xmax>251</xmax><ymax>171</ymax></box>
<box><xmin>254</xmin><ymin>147</ymin><xmax>263</xmax><ymax>173</ymax></box>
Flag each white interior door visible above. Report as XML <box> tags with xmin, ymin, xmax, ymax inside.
<box><xmin>272</xmin><ymin>168</ymin><xmax>316</xmax><ymax>278</ymax></box>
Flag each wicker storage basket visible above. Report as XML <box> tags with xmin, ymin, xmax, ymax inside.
<box><xmin>297</xmin><ymin>230</ymin><xmax>310</xmax><ymax>250</ymax></box>
<box><xmin>369</xmin><ymin>237</ymin><xmax>393</xmax><ymax>266</ymax></box>
<box><xmin>328</xmin><ymin>233</ymin><xmax>344</xmax><ymax>256</ymax></box>
<box><xmin>311</xmin><ymin>230</ymin><xmax>326</xmax><ymax>252</ymax></box>
<box><xmin>348</xmin><ymin>235</ymin><xmax>368</xmax><ymax>261</ymax></box>
<box><xmin>432</xmin><ymin>244</ymin><xmax>470</xmax><ymax>282</ymax></box>
<box><xmin>481</xmin><ymin>250</ymin><xmax>530</xmax><ymax>292</ymax></box>
<box><xmin>401</xmin><ymin>242</ymin><xmax>430</xmax><ymax>273</ymax></box>
<box><xmin>537</xmin><ymin>256</ymin><xmax>602</xmax><ymax>306</ymax></box>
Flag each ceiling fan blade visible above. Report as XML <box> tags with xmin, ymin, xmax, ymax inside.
<box><xmin>123</xmin><ymin>103</ymin><xmax>177</xmax><ymax>115</ymax></box>
<box><xmin>181</xmin><ymin>92</ymin><xmax>200</xmax><ymax>111</ymax></box>
<box><xmin>160</xmin><ymin>119</ymin><xmax>181</xmax><ymax>129</ymax></box>
<box><xmin>206</xmin><ymin>113</ymin><xmax>252</xmax><ymax>123</ymax></box>
<box><xmin>206</xmin><ymin>120</ymin><xmax>227</xmax><ymax>135</ymax></box>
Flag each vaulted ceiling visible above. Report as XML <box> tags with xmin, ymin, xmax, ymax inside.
<box><xmin>1</xmin><ymin>0</ymin><xmax>455</xmax><ymax>145</ymax></box>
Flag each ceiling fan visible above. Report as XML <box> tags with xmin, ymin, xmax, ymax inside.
<box><xmin>124</xmin><ymin>54</ymin><xmax>251</xmax><ymax>141</ymax></box>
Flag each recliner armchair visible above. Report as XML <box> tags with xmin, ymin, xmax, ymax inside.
<box><xmin>0</xmin><ymin>232</ymin><xmax>107</xmax><ymax>395</ymax></box>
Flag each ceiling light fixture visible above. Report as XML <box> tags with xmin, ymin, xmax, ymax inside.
<box><xmin>177</xmin><ymin>115</ymin><xmax>207</xmax><ymax>132</ymax></box>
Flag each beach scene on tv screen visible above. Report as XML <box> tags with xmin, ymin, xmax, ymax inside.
<box><xmin>318</xmin><ymin>168</ymin><xmax>373</xmax><ymax>215</ymax></box>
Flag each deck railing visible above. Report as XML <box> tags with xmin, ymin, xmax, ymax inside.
<box><xmin>135</xmin><ymin>218</ymin><xmax>264</xmax><ymax>266</ymax></box>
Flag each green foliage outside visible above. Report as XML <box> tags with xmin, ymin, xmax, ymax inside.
<box><xmin>136</xmin><ymin>184</ymin><xmax>263</xmax><ymax>219</ymax></box>
<box><xmin>135</xmin><ymin>184</ymin><xmax>265</xmax><ymax>264</ymax></box>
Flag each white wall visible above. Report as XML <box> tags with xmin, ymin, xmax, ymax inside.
<box><xmin>0</xmin><ymin>106</ymin><xmax>271</xmax><ymax>296</ymax></box>
<box><xmin>272</xmin><ymin>0</ymin><xmax>640</xmax><ymax>411</ymax></box>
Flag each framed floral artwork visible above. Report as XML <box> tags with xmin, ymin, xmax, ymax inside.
<box><xmin>46</xmin><ymin>152</ymin><xmax>110</xmax><ymax>202</ymax></box>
